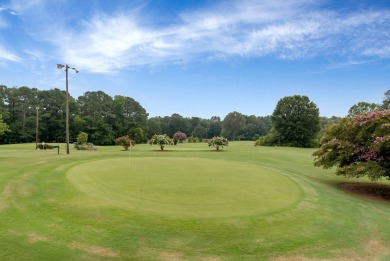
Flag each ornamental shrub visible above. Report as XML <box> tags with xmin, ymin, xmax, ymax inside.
<box><xmin>115</xmin><ymin>135</ymin><xmax>134</xmax><ymax>151</ymax></box>
<box><xmin>313</xmin><ymin>110</ymin><xmax>390</xmax><ymax>181</ymax></box>
<box><xmin>208</xmin><ymin>136</ymin><xmax>229</xmax><ymax>151</ymax></box>
<box><xmin>173</xmin><ymin>131</ymin><xmax>187</xmax><ymax>145</ymax></box>
<box><xmin>149</xmin><ymin>134</ymin><xmax>173</xmax><ymax>151</ymax></box>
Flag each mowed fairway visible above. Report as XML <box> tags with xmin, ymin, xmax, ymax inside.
<box><xmin>0</xmin><ymin>142</ymin><xmax>389</xmax><ymax>260</ymax></box>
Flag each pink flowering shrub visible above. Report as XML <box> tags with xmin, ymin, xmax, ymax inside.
<box><xmin>313</xmin><ymin>110</ymin><xmax>390</xmax><ymax>181</ymax></box>
<box><xmin>172</xmin><ymin>131</ymin><xmax>187</xmax><ymax>145</ymax></box>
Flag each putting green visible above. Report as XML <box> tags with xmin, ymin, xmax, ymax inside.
<box><xmin>67</xmin><ymin>157</ymin><xmax>302</xmax><ymax>218</ymax></box>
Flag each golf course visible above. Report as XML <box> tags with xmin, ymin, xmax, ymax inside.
<box><xmin>1</xmin><ymin>142</ymin><xmax>389</xmax><ymax>260</ymax></box>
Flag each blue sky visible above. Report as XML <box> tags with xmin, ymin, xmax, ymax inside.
<box><xmin>0</xmin><ymin>0</ymin><xmax>389</xmax><ymax>119</ymax></box>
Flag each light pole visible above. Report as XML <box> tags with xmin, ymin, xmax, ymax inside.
<box><xmin>35</xmin><ymin>107</ymin><xmax>38</xmax><ymax>149</ymax></box>
<box><xmin>57</xmin><ymin>64</ymin><xmax>79</xmax><ymax>154</ymax></box>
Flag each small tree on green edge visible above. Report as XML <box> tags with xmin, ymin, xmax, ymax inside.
<box><xmin>149</xmin><ymin>134</ymin><xmax>173</xmax><ymax>151</ymax></box>
<box><xmin>208</xmin><ymin>136</ymin><xmax>229</xmax><ymax>151</ymax></box>
<box><xmin>75</xmin><ymin>132</ymin><xmax>96</xmax><ymax>150</ymax></box>
<box><xmin>115</xmin><ymin>135</ymin><xmax>134</xmax><ymax>151</ymax></box>
<box><xmin>313</xmin><ymin>110</ymin><xmax>390</xmax><ymax>181</ymax></box>
<box><xmin>77</xmin><ymin>132</ymin><xmax>88</xmax><ymax>145</ymax></box>
<box><xmin>173</xmin><ymin>131</ymin><xmax>187</xmax><ymax>145</ymax></box>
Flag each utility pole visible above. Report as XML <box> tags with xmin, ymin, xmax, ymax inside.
<box><xmin>57</xmin><ymin>64</ymin><xmax>79</xmax><ymax>154</ymax></box>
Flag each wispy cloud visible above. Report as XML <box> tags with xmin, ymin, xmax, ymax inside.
<box><xmin>0</xmin><ymin>45</ymin><xmax>20</xmax><ymax>63</ymax></box>
<box><xmin>11</xmin><ymin>0</ymin><xmax>390</xmax><ymax>73</ymax></box>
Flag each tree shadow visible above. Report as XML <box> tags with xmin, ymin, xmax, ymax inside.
<box><xmin>338</xmin><ymin>182</ymin><xmax>390</xmax><ymax>203</ymax></box>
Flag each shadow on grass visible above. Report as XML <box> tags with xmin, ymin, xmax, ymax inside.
<box><xmin>338</xmin><ymin>182</ymin><xmax>390</xmax><ymax>203</ymax></box>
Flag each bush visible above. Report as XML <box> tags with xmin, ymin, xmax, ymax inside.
<box><xmin>173</xmin><ymin>131</ymin><xmax>187</xmax><ymax>145</ymax></box>
<box><xmin>115</xmin><ymin>135</ymin><xmax>134</xmax><ymax>150</ymax></box>
<box><xmin>77</xmin><ymin>132</ymin><xmax>88</xmax><ymax>145</ymax></box>
<box><xmin>149</xmin><ymin>134</ymin><xmax>173</xmax><ymax>151</ymax></box>
<box><xmin>74</xmin><ymin>142</ymin><xmax>97</xmax><ymax>150</ymax></box>
<box><xmin>37</xmin><ymin>143</ymin><xmax>54</xmax><ymax>149</ymax></box>
<box><xmin>129</xmin><ymin>127</ymin><xmax>147</xmax><ymax>144</ymax></box>
<box><xmin>208</xmin><ymin>136</ymin><xmax>229</xmax><ymax>151</ymax></box>
<box><xmin>187</xmin><ymin>136</ymin><xmax>199</xmax><ymax>143</ymax></box>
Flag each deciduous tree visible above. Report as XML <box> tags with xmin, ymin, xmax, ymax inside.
<box><xmin>347</xmin><ymin>102</ymin><xmax>379</xmax><ymax>117</ymax></box>
<box><xmin>208</xmin><ymin>136</ymin><xmax>229</xmax><ymax>151</ymax></box>
<box><xmin>173</xmin><ymin>131</ymin><xmax>187</xmax><ymax>145</ymax></box>
<box><xmin>271</xmin><ymin>95</ymin><xmax>320</xmax><ymax>147</ymax></box>
<box><xmin>0</xmin><ymin>113</ymin><xmax>9</xmax><ymax>136</ymax></box>
<box><xmin>313</xmin><ymin>110</ymin><xmax>390</xmax><ymax>181</ymax></box>
<box><xmin>149</xmin><ymin>134</ymin><xmax>173</xmax><ymax>151</ymax></box>
<box><xmin>222</xmin><ymin>111</ymin><xmax>245</xmax><ymax>140</ymax></box>
<box><xmin>382</xmin><ymin>89</ymin><xmax>390</xmax><ymax>110</ymax></box>
<box><xmin>115</xmin><ymin>135</ymin><xmax>134</xmax><ymax>150</ymax></box>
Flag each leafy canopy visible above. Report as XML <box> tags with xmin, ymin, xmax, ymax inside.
<box><xmin>271</xmin><ymin>95</ymin><xmax>320</xmax><ymax>147</ymax></box>
<box><xmin>173</xmin><ymin>131</ymin><xmax>187</xmax><ymax>145</ymax></box>
<box><xmin>208</xmin><ymin>136</ymin><xmax>229</xmax><ymax>151</ymax></box>
<box><xmin>0</xmin><ymin>113</ymin><xmax>9</xmax><ymax>136</ymax></box>
<box><xmin>77</xmin><ymin>132</ymin><xmax>88</xmax><ymax>145</ymax></box>
<box><xmin>313</xmin><ymin>110</ymin><xmax>390</xmax><ymax>181</ymax></box>
<box><xmin>115</xmin><ymin>135</ymin><xmax>134</xmax><ymax>151</ymax></box>
<box><xmin>149</xmin><ymin>134</ymin><xmax>173</xmax><ymax>151</ymax></box>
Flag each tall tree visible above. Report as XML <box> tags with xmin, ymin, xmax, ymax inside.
<box><xmin>168</xmin><ymin>113</ymin><xmax>190</xmax><ymax>136</ymax></box>
<box><xmin>147</xmin><ymin>117</ymin><xmax>162</xmax><ymax>138</ymax></box>
<box><xmin>347</xmin><ymin>102</ymin><xmax>379</xmax><ymax>117</ymax></box>
<box><xmin>37</xmin><ymin>88</ymin><xmax>67</xmax><ymax>142</ymax></box>
<box><xmin>208</xmin><ymin>116</ymin><xmax>222</xmax><ymax>138</ymax></box>
<box><xmin>113</xmin><ymin>95</ymin><xmax>148</xmax><ymax>137</ymax></box>
<box><xmin>77</xmin><ymin>91</ymin><xmax>115</xmax><ymax>145</ymax></box>
<box><xmin>271</xmin><ymin>95</ymin><xmax>320</xmax><ymax>147</ymax></box>
<box><xmin>4</xmin><ymin>87</ymin><xmax>39</xmax><ymax>143</ymax></box>
<box><xmin>192</xmin><ymin>124</ymin><xmax>207</xmax><ymax>139</ymax></box>
<box><xmin>222</xmin><ymin>111</ymin><xmax>246</xmax><ymax>140</ymax></box>
<box><xmin>382</xmin><ymin>89</ymin><xmax>390</xmax><ymax>110</ymax></box>
<box><xmin>0</xmin><ymin>113</ymin><xmax>9</xmax><ymax>136</ymax></box>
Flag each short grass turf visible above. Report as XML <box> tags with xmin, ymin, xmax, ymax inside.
<box><xmin>0</xmin><ymin>142</ymin><xmax>389</xmax><ymax>260</ymax></box>
<box><xmin>67</xmin><ymin>157</ymin><xmax>301</xmax><ymax>218</ymax></box>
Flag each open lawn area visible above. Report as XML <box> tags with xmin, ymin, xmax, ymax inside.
<box><xmin>0</xmin><ymin>142</ymin><xmax>389</xmax><ymax>260</ymax></box>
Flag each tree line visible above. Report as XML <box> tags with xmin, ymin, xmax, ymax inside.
<box><xmin>1</xmin><ymin>85</ymin><xmax>388</xmax><ymax>147</ymax></box>
<box><xmin>0</xmin><ymin>85</ymin><xmax>272</xmax><ymax>145</ymax></box>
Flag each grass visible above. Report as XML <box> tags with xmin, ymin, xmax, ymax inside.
<box><xmin>0</xmin><ymin>142</ymin><xmax>389</xmax><ymax>260</ymax></box>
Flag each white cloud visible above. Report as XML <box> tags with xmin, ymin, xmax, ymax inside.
<box><xmin>35</xmin><ymin>0</ymin><xmax>390</xmax><ymax>73</ymax></box>
<box><xmin>0</xmin><ymin>45</ymin><xmax>20</xmax><ymax>62</ymax></box>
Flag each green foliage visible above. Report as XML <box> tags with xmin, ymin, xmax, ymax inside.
<box><xmin>382</xmin><ymin>89</ymin><xmax>390</xmax><ymax>110</ymax></box>
<box><xmin>192</xmin><ymin>124</ymin><xmax>207</xmax><ymax>139</ymax></box>
<box><xmin>187</xmin><ymin>135</ymin><xmax>199</xmax><ymax>143</ymax></box>
<box><xmin>115</xmin><ymin>135</ymin><xmax>134</xmax><ymax>150</ymax></box>
<box><xmin>208</xmin><ymin>136</ymin><xmax>229</xmax><ymax>151</ymax></box>
<box><xmin>149</xmin><ymin>134</ymin><xmax>173</xmax><ymax>150</ymax></box>
<box><xmin>36</xmin><ymin>143</ymin><xmax>54</xmax><ymax>149</ymax></box>
<box><xmin>0</xmin><ymin>113</ymin><xmax>9</xmax><ymax>136</ymax></box>
<box><xmin>313</xmin><ymin>110</ymin><xmax>390</xmax><ymax>181</ymax></box>
<box><xmin>222</xmin><ymin>111</ymin><xmax>245</xmax><ymax>140</ymax></box>
<box><xmin>77</xmin><ymin>132</ymin><xmax>88</xmax><ymax>145</ymax></box>
<box><xmin>130</xmin><ymin>127</ymin><xmax>147</xmax><ymax>144</ymax></box>
<box><xmin>348</xmin><ymin>102</ymin><xmax>379</xmax><ymax>117</ymax></box>
<box><xmin>74</xmin><ymin>142</ymin><xmax>96</xmax><ymax>150</ymax></box>
<box><xmin>271</xmin><ymin>95</ymin><xmax>320</xmax><ymax>147</ymax></box>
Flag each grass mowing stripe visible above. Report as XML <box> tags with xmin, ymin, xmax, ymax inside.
<box><xmin>0</xmin><ymin>142</ymin><xmax>389</xmax><ymax>260</ymax></box>
<box><xmin>67</xmin><ymin>157</ymin><xmax>302</xmax><ymax>218</ymax></box>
